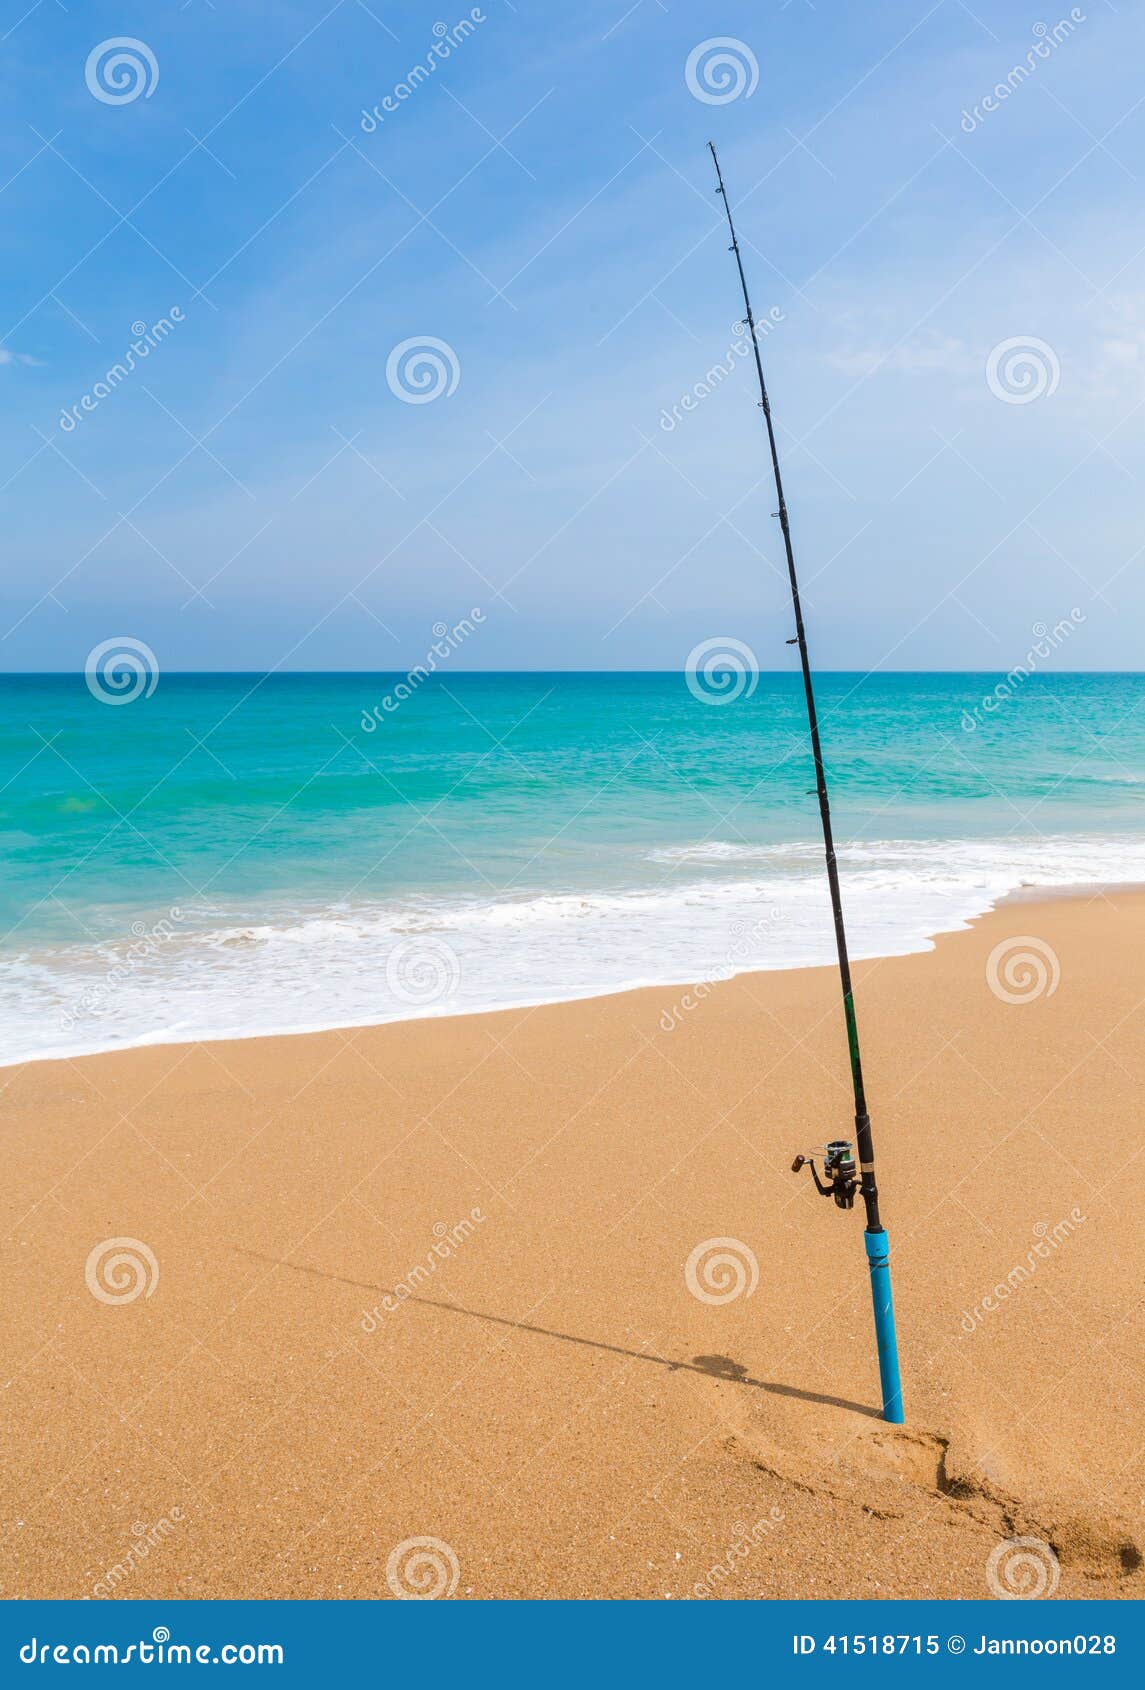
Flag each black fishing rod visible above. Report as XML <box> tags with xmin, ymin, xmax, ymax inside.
<box><xmin>707</xmin><ymin>141</ymin><xmax>903</xmax><ymax>1423</ymax></box>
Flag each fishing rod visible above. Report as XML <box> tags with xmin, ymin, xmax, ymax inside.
<box><xmin>707</xmin><ymin>141</ymin><xmax>903</xmax><ymax>1425</ymax></box>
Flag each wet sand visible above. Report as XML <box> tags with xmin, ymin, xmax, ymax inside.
<box><xmin>1</xmin><ymin>891</ymin><xmax>1142</xmax><ymax>1600</ymax></box>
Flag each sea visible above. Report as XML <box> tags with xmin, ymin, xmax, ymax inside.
<box><xmin>1</xmin><ymin>670</ymin><xmax>1142</xmax><ymax>1065</ymax></box>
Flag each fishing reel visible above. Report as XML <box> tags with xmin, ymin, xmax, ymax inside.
<box><xmin>791</xmin><ymin>1140</ymin><xmax>858</xmax><ymax>1210</ymax></box>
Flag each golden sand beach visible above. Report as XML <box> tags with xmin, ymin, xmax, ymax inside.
<box><xmin>2</xmin><ymin>892</ymin><xmax>1142</xmax><ymax>1600</ymax></box>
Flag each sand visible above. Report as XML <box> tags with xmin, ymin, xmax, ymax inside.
<box><xmin>1</xmin><ymin>891</ymin><xmax>1142</xmax><ymax>1601</ymax></box>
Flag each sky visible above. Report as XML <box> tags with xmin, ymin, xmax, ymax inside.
<box><xmin>1</xmin><ymin>0</ymin><xmax>1143</xmax><ymax>672</ymax></box>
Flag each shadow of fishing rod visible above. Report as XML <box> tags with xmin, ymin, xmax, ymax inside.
<box><xmin>235</xmin><ymin>1245</ymin><xmax>879</xmax><ymax>1419</ymax></box>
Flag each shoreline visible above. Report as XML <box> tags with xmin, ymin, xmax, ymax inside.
<box><xmin>4</xmin><ymin>874</ymin><xmax>1139</xmax><ymax>1074</ymax></box>
<box><xmin>2</xmin><ymin>887</ymin><xmax>1142</xmax><ymax>1598</ymax></box>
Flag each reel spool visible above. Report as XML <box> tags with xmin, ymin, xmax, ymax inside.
<box><xmin>791</xmin><ymin>1140</ymin><xmax>858</xmax><ymax>1210</ymax></box>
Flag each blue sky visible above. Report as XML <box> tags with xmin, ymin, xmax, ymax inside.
<box><xmin>1</xmin><ymin>0</ymin><xmax>1142</xmax><ymax>671</ymax></box>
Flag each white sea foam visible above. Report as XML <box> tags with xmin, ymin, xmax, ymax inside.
<box><xmin>647</xmin><ymin>841</ymin><xmax>822</xmax><ymax>864</ymax></box>
<box><xmin>1</xmin><ymin>833</ymin><xmax>1141</xmax><ymax>1065</ymax></box>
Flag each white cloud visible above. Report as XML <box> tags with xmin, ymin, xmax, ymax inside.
<box><xmin>826</xmin><ymin>334</ymin><xmax>975</xmax><ymax>378</ymax></box>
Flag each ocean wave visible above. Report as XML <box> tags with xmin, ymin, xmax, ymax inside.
<box><xmin>645</xmin><ymin>841</ymin><xmax>821</xmax><ymax>864</ymax></box>
<box><xmin>1</xmin><ymin>833</ymin><xmax>1141</xmax><ymax>1066</ymax></box>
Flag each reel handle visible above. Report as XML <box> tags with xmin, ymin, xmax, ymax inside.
<box><xmin>791</xmin><ymin>1142</ymin><xmax>858</xmax><ymax>1209</ymax></box>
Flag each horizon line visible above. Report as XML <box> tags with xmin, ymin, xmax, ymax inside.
<box><xmin>1</xmin><ymin>668</ymin><xmax>1142</xmax><ymax>679</ymax></box>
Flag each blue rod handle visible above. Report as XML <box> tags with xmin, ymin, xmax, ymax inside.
<box><xmin>864</xmin><ymin>1228</ymin><xmax>904</xmax><ymax>1423</ymax></box>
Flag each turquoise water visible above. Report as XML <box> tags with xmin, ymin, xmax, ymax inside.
<box><xmin>1</xmin><ymin>671</ymin><xmax>1142</xmax><ymax>1061</ymax></box>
